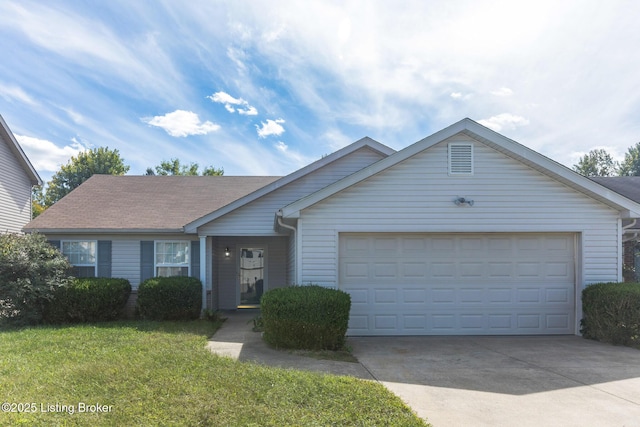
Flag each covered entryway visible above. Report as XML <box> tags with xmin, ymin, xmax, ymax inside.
<box><xmin>340</xmin><ymin>233</ymin><xmax>576</xmax><ymax>335</ymax></box>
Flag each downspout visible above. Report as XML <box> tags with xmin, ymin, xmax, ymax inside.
<box><xmin>622</xmin><ymin>219</ymin><xmax>638</xmax><ymax>243</ymax></box>
<box><xmin>277</xmin><ymin>210</ymin><xmax>297</xmax><ymax>285</ymax></box>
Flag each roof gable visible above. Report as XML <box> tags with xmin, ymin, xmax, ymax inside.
<box><xmin>280</xmin><ymin>118</ymin><xmax>640</xmax><ymax>219</ymax></box>
<box><xmin>183</xmin><ymin>137</ymin><xmax>395</xmax><ymax>232</ymax></box>
<box><xmin>0</xmin><ymin>115</ymin><xmax>42</xmax><ymax>186</ymax></box>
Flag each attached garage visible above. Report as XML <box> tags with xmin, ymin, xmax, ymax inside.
<box><xmin>340</xmin><ymin>233</ymin><xmax>576</xmax><ymax>336</ymax></box>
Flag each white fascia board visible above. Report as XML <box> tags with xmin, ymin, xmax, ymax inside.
<box><xmin>280</xmin><ymin>119</ymin><xmax>473</xmax><ymax>217</ymax></box>
<box><xmin>0</xmin><ymin>115</ymin><xmax>42</xmax><ymax>186</ymax></box>
<box><xmin>280</xmin><ymin>118</ymin><xmax>640</xmax><ymax>219</ymax></box>
<box><xmin>184</xmin><ymin>137</ymin><xmax>395</xmax><ymax>232</ymax></box>
<box><xmin>462</xmin><ymin>123</ymin><xmax>640</xmax><ymax>217</ymax></box>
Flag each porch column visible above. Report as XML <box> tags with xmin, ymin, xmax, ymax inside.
<box><xmin>200</xmin><ymin>235</ymin><xmax>207</xmax><ymax>311</ymax></box>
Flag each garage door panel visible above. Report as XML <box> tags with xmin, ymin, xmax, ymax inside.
<box><xmin>340</xmin><ymin>233</ymin><xmax>575</xmax><ymax>335</ymax></box>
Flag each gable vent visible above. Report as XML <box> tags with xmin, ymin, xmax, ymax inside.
<box><xmin>448</xmin><ymin>143</ymin><xmax>474</xmax><ymax>175</ymax></box>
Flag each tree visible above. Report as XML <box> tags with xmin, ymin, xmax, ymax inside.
<box><xmin>146</xmin><ymin>158</ymin><xmax>223</xmax><ymax>176</ymax></box>
<box><xmin>572</xmin><ymin>149</ymin><xmax>619</xmax><ymax>177</ymax></box>
<box><xmin>31</xmin><ymin>186</ymin><xmax>46</xmax><ymax>218</ymax></box>
<box><xmin>44</xmin><ymin>147</ymin><xmax>130</xmax><ymax>207</ymax></box>
<box><xmin>618</xmin><ymin>142</ymin><xmax>640</xmax><ymax>176</ymax></box>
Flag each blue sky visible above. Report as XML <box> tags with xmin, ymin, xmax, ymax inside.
<box><xmin>1</xmin><ymin>1</ymin><xmax>639</xmax><ymax>184</ymax></box>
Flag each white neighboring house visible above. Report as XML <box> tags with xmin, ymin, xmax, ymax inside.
<box><xmin>25</xmin><ymin>119</ymin><xmax>640</xmax><ymax>336</ymax></box>
<box><xmin>0</xmin><ymin>115</ymin><xmax>42</xmax><ymax>233</ymax></box>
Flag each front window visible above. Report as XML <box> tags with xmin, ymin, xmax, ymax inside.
<box><xmin>62</xmin><ymin>240</ymin><xmax>97</xmax><ymax>277</ymax></box>
<box><xmin>155</xmin><ymin>241</ymin><xmax>190</xmax><ymax>277</ymax></box>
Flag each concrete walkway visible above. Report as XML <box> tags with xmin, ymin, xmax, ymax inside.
<box><xmin>205</xmin><ymin>309</ymin><xmax>373</xmax><ymax>379</ymax></box>
<box><xmin>207</xmin><ymin>311</ymin><xmax>640</xmax><ymax>427</ymax></box>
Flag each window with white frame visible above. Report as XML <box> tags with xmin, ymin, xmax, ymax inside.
<box><xmin>62</xmin><ymin>240</ymin><xmax>97</xmax><ymax>277</ymax></box>
<box><xmin>155</xmin><ymin>241</ymin><xmax>190</xmax><ymax>277</ymax></box>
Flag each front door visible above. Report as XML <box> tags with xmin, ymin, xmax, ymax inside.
<box><xmin>238</xmin><ymin>247</ymin><xmax>265</xmax><ymax>307</ymax></box>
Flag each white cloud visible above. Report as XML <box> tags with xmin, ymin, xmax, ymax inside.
<box><xmin>15</xmin><ymin>134</ymin><xmax>87</xmax><ymax>172</ymax></box>
<box><xmin>275</xmin><ymin>141</ymin><xmax>288</xmax><ymax>152</ymax></box>
<box><xmin>450</xmin><ymin>92</ymin><xmax>463</xmax><ymax>99</ymax></box>
<box><xmin>256</xmin><ymin>118</ymin><xmax>285</xmax><ymax>138</ymax></box>
<box><xmin>144</xmin><ymin>110</ymin><xmax>220</xmax><ymax>137</ymax></box>
<box><xmin>479</xmin><ymin>114</ymin><xmax>530</xmax><ymax>132</ymax></box>
<box><xmin>491</xmin><ymin>87</ymin><xmax>514</xmax><ymax>97</ymax></box>
<box><xmin>208</xmin><ymin>91</ymin><xmax>258</xmax><ymax>115</ymax></box>
<box><xmin>0</xmin><ymin>83</ymin><xmax>37</xmax><ymax>105</ymax></box>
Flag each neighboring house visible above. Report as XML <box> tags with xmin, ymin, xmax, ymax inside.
<box><xmin>25</xmin><ymin>118</ymin><xmax>640</xmax><ymax>336</ymax></box>
<box><xmin>590</xmin><ymin>176</ymin><xmax>640</xmax><ymax>281</ymax></box>
<box><xmin>0</xmin><ymin>115</ymin><xmax>42</xmax><ymax>233</ymax></box>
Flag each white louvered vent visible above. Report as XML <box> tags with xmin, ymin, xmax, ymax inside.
<box><xmin>448</xmin><ymin>143</ymin><xmax>474</xmax><ymax>175</ymax></box>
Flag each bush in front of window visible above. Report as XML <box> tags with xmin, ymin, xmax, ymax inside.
<box><xmin>581</xmin><ymin>282</ymin><xmax>640</xmax><ymax>347</ymax></box>
<box><xmin>0</xmin><ymin>233</ymin><xmax>72</xmax><ymax>326</ymax></box>
<box><xmin>136</xmin><ymin>276</ymin><xmax>202</xmax><ymax>320</ymax></box>
<box><xmin>43</xmin><ymin>278</ymin><xmax>131</xmax><ymax>324</ymax></box>
<box><xmin>261</xmin><ymin>285</ymin><xmax>351</xmax><ymax>351</ymax></box>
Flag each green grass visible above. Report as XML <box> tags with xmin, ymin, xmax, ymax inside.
<box><xmin>0</xmin><ymin>321</ymin><xmax>428</xmax><ymax>426</ymax></box>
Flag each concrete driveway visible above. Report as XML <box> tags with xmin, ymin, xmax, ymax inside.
<box><xmin>350</xmin><ymin>336</ymin><xmax>640</xmax><ymax>427</ymax></box>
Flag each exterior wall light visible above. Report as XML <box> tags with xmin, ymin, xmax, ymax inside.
<box><xmin>224</xmin><ymin>247</ymin><xmax>231</xmax><ymax>257</ymax></box>
<box><xmin>454</xmin><ymin>197</ymin><xmax>474</xmax><ymax>206</ymax></box>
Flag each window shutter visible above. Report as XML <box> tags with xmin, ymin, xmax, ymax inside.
<box><xmin>448</xmin><ymin>143</ymin><xmax>474</xmax><ymax>175</ymax></box>
<box><xmin>97</xmin><ymin>240</ymin><xmax>112</xmax><ymax>277</ymax></box>
<box><xmin>140</xmin><ymin>241</ymin><xmax>155</xmax><ymax>282</ymax></box>
<box><xmin>191</xmin><ymin>240</ymin><xmax>200</xmax><ymax>280</ymax></box>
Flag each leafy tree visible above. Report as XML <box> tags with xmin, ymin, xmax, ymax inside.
<box><xmin>618</xmin><ymin>142</ymin><xmax>640</xmax><ymax>176</ymax></box>
<box><xmin>0</xmin><ymin>233</ymin><xmax>72</xmax><ymax>326</ymax></box>
<box><xmin>31</xmin><ymin>186</ymin><xmax>46</xmax><ymax>218</ymax></box>
<box><xmin>44</xmin><ymin>147</ymin><xmax>130</xmax><ymax>206</ymax></box>
<box><xmin>572</xmin><ymin>149</ymin><xmax>619</xmax><ymax>177</ymax></box>
<box><xmin>146</xmin><ymin>158</ymin><xmax>223</xmax><ymax>176</ymax></box>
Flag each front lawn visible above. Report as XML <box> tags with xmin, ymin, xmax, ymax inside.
<box><xmin>0</xmin><ymin>321</ymin><xmax>428</xmax><ymax>426</ymax></box>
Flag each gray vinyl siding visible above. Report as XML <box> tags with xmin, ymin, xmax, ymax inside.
<box><xmin>112</xmin><ymin>240</ymin><xmax>141</xmax><ymax>287</ymax></box>
<box><xmin>198</xmin><ymin>147</ymin><xmax>385</xmax><ymax>235</ymax></box>
<box><xmin>0</xmin><ymin>136</ymin><xmax>32</xmax><ymax>233</ymax></box>
<box><xmin>298</xmin><ymin>135</ymin><xmax>621</xmax><ymax>289</ymax></box>
<box><xmin>213</xmin><ymin>236</ymin><xmax>289</xmax><ymax>310</ymax></box>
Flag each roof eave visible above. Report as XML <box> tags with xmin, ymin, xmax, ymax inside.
<box><xmin>0</xmin><ymin>115</ymin><xmax>42</xmax><ymax>186</ymax></box>
<box><xmin>23</xmin><ymin>227</ymin><xmax>190</xmax><ymax>235</ymax></box>
<box><xmin>280</xmin><ymin>118</ymin><xmax>640</xmax><ymax>219</ymax></box>
<box><xmin>184</xmin><ymin>137</ymin><xmax>396</xmax><ymax>232</ymax></box>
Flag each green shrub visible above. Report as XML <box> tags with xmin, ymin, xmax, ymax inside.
<box><xmin>261</xmin><ymin>285</ymin><xmax>351</xmax><ymax>351</ymax></box>
<box><xmin>581</xmin><ymin>282</ymin><xmax>640</xmax><ymax>346</ymax></box>
<box><xmin>43</xmin><ymin>278</ymin><xmax>131</xmax><ymax>323</ymax></box>
<box><xmin>0</xmin><ymin>233</ymin><xmax>72</xmax><ymax>326</ymax></box>
<box><xmin>136</xmin><ymin>276</ymin><xmax>202</xmax><ymax>320</ymax></box>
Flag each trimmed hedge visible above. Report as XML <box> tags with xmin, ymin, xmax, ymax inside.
<box><xmin>261</xmin><ymin>285</ymin><xmax>351</xmax><ymax>351</ymax></box>
<box><xmin>43</xmin><ymin>278</ymin><xmax>131</xmax><ymax>323</ymax></box>
<box><xmin>581</xmin><ymin>282</ymin><xmax>640</xmax><ymax>346</ymax></box>
<box><xmin>136</xmin><ymin>276</ymin><xmax>202</xmax><ymax>320</ymax></box>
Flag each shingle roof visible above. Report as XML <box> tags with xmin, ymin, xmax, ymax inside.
<box><xmin>591</xmin><ymin>176</ymin><xmax>640</xmax><ymax>204</ymax></box>
<box><xmin>24</xmin><ymin>175</ymin><xmax>280</xmax><ymax>233</ymax></box>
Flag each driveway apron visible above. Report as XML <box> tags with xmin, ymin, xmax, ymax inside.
<box><xmin>350</xmin><ymin>336</ymin><xmax>640</xmax><ymax>427</ymax></box>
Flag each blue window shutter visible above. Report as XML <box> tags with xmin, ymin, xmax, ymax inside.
<box><xmin>191</xmin><ymin>240</ymin><xmax>200</xmax><ymax>280</ymax></box>
<box><xmin>97</xmin><ymin>240</ymin><xmax>112</xmax><ymax>277</ymax></box>
<box><xmin>140</xmin><ymin>241</ymin><xmax>154</xmax><ymax>282</ymax></box>
<box><xmin>48</xmin><ymin>240</ymin><xmax>61</xmax><ymax>249</ymax></box>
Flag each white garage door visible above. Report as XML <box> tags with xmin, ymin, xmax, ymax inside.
<box><xmin>339</xmin><ymin>233</ymin><xmax>575</xmax><ymax>335</ymax></box>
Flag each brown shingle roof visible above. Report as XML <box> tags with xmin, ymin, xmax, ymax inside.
<box><xmin>25</xmin><ymin>175</ymin><xmax>280</xmax><ymax>232</ymax></box>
